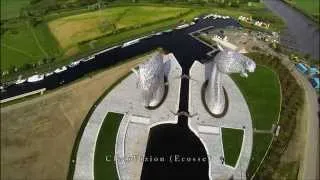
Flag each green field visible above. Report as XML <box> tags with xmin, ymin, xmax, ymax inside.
<box><xmin>231</xmin><ymin>65</ymin><xmax>281</xmax><ymax>178</ymax></box>
<box><xmin>1</xmin><ymin>22</ymin><xmax>61</xmax><ymax>71</ymax></box>
<box><xmin>48</xmin><ymin>6</ymin><xmax>190</xmax><ymax>50</ymax></box>
<box><xmin>221</xmin><ymin>128</ymin><xmax>244</xmax><ymax>167</ymax></box>
<box><xmin>94</xmin><ymin>112</ymin><xmax>123</xmax><ymax>180</ymax></box>
<box><xmin>1</xmin><ymin>2</ymin><xmax>284</xmax><ymax>79</ymax></box>
<box><xmin>293</xmin><ymin>0</ymin><xmax>319</xmax><ymax>14</ymax></box>
<box><xmin>231</xmin><ymin>66</ymin><xmax>281</xmax><ymax>130</ymax></box>
<box><xmin>285</xmin><ymin>0</ymin><xmax>319</xmax><ymax>23</ymax></box>
<box><xmin>247</xmin><ymin>133</ymin><xmax>272</xmax><ymax>177</ymax></box>
<box><xmin>0</xmin><ymin>0</ymin><xmax>30</xmax><ymax>20</ymax></box>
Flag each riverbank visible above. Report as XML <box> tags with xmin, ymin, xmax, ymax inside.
<box><xmin>281</xmin><ymin>0</ymin><xmax>319</xmax><ymax>26</ymax></box>
<box><xmin>263</xmin><ymin>0</ymin><xmax>319</xmax><ymax>60</ymax></box>
<box><xmin>1</xmin><ymin>2</ymin><xmax>284</xmax><ymax>82</ymax></box>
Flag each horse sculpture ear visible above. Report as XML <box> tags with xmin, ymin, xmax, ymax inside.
<box><xmin>131</xmin><ymin>68</ymin><xmax>140</xmax><ymax>88</ymax></box>
<box><xmin>131</xmin><ymin>68</ymin><xmax>139</xmax><ymax>76</ymax></box>
<box><xmin>217</xmin><ymin>43</ymin><xmax>224</xmax><ymax>51</ymax></box>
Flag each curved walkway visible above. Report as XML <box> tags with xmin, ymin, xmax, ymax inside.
<box><xmin>114</xmin><ymin>54</ymin><xmax>182</xmax><ymax>180</ymax></box>
<box><xmin>73</xmin><ymin>53</ymin><xmax>182</xmax><ymax>180</ymax></box>
<box><xmin>188</xmin><ymin>61</ymin><xmax>253</xmax><ymax>179</ymax></box>
<box><xmin>280</xmin><ymin>56</ymin><xmax>319</xmax><ymax>180</ymax></box>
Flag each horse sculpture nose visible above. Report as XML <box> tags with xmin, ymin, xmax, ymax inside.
<box><xmin>246</xmin><ymin>60</ymin><xmax>256</xmax><ymax>73</ymax></box>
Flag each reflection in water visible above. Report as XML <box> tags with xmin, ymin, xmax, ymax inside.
<box><xmin>140</xmin><ymin>117</ymin><xmax>209</xmax><ymax>180</ymax></box>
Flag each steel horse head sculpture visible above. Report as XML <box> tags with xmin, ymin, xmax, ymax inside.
<box><xmin>205</xmin><ymin>44</ymin><xmax>256</xmax><ymax>116</ymax></box>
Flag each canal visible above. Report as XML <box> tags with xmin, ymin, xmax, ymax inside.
<box><xmin>263</xmin><ymin>0</ymin><xmax>319</xmax><ymax>59</ymax></box>
<box><xmin>2</xmin><ymin>17</ymin><xmax>241</xmax><ymax>179</ymax></box>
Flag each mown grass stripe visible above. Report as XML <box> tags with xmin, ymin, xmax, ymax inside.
<box><xmin>94</xmin><ymin>112</ymin><xmax>123</xmax><ymax>180</ymax></box>
<box><xmin>222</xmin><ymin>128</ymin><xmax>244</xmax><ymax>167</ymax></box>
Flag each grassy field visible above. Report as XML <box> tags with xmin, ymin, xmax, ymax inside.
<box><xmin>0</xmin><ymin>0</ymin><xmax>30</xmax><ymax>20</ymax></box>
<box><xmin>231</xmin><ymin>66</ymin><xmax>281</xmax><ymax>130</ymax></box>
<box><xmin>284</xmin><ymin>0</ymin><xmax>319</xmax><ymax>23</ymax></box>
<box><xmin>1</xmin><ymin>5</ymin><xmax>190</xmax><ymax>73</ymax></box>
<box><xmin>231</xmin><ymin>65</ymin><xmax>281</xmax><ymax>178</ymax></box>
<box><xmin>48</xmin><ymin>6</ymin><xmax>190</xmax><ymax>50</ymax></box>
<box><xmin>247</xmin><ymin>133</ymin><xmax>273</xmax><ymax>177</ymax></box>
<box><xmin>221</xmin><ymin>128</ymin><xmax>244</xmax><ymax>167</ymax></box>
<box><xmin>94</xmin><ymin>112</ymin><xmax>123</xmax><ymax>180</ymax></box>
<box><xmin>1</xmin><ymin>22</ymin><xmax>61</xmax><ymax>71</ymax></box>
<box><xmin>1</xmin><ymin>2</ymin><xmax>284</xmax><ymax>79</ymax></box>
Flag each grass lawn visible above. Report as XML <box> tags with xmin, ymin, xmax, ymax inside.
<box><xmin>0</xmin><ymin>0</ymin><xmax>30</xmax><ymax>20</ymax></box>
<box><xmin>231</xmin><ymin>65</ymin><xmax>281</xmax><ymax>178</ymax></box>
<box><xmin>221</xmin><ymin>128</ymin><xmax>244</xmax><ymax>167</ymax></box>
<box><xmin>78</xmin><ymin>9</ymin><xmax>198</xmax><ymax>54</ymax></box>
<box><xmin>230</xmin><ymin>66</ymin><xmax>281</xmax><ymax>130</ymax></box>
<box><xmin>284</xmin><ymin>0</ymin><xmax>319</xmax><ymax>23</ymax></box>
<box><xmin>1</xmin><ymin>2</ymin><xmax>284</xmax><ymax>79</ymax></box>
<box><xmin>246</xmin><ymin>133</ymin><xmax>272</xmax><ymax>177</ymax></box>
<box><xmin>94</xmin><ymin>112</ymin><xmax>124</xmax><ymax>180</ymax></box>
<box><xmin>1</xmin><ymin>22</ymin><xmax>61</xmax><ymax>71</ymax></box>
<box><xmin>48</xmin><ymin>6</ymin><xmax>190</xmax><ymax>50</ymax></box>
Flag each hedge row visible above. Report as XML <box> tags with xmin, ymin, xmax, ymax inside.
<box><xmin>78</xmin><ymin>9</ymin><xmax>193</xmax><ymax>45</ymax></box>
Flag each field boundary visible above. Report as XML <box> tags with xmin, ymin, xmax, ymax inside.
<box><xmin>1</xmin><ymin>7</ymin><xmax>193</xmax><ymax>82</ymax></box>
<box><xmin>66</xmin><ymin>49</ymin><xmax>157</xmax><ymax>180</ymax></box>
<box><xmin>66</xmin><ymin>71</ymin><xmax>131</xmax><ymax>180</ymax></box>
<box><xmin>1</xmin><ymin>43</ymin><xmax>34</xmax><ymax>59</ymax></box>
<box><xmin>0</xmin><ymin>88</ymin><xmax>46</xmax><ymax>103</ymax></box>
<box><xmin>27</xmin><ymin>22</ymin><xmax>49</xmax><ymax>58</ymax></box>
<box><xmin>281</xmin><ymin>0</ymin><xmax>319</xmax><ymax>26</ymax></box>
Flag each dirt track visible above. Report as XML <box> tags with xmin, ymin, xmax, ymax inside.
<box><xmin>280</xmin><ymin>56</ymin><xmax>319</xmax><ymax>180</ymax></box>
<box><xmin>1</xmin><ymin>57</ymin><xmax>145</xmax><ymax>180</ymax></box>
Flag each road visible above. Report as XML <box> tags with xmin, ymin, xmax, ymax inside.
<box><xmin>281</xmin><ymin>55</ymin><xmax>319</xmax><ymax>180</ymax></box>
<box><xmin>262</xmin><ymin>0</ymin><xmax>319</xmax><ymax>178</ymax></box>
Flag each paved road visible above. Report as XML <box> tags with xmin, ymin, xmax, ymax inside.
<box><xmin>281</xmin><ymin>56</ymin><xmax>319</xmax><ymax>180</ymax></box>
<box><xmin>262</xmin><ymin>0</ymin><xmax>319</xmax><ymax>178</ymax></box>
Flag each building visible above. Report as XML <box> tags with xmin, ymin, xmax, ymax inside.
<box><xmin>296</xmin><ymin>63</ymin><xmax>308</xmax><ymax>74</ymax></box>
<box><xmin>310</xmin><ymin>77</ymin><xmax>320</xmax><ymax>89</ymax></box>
<box><xmin>308</xmin><ymin>67</ymin><xmax>319</xmax><ymax>76</ymax></box>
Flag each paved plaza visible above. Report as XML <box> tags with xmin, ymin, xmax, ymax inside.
<box><xmin>73</xmin><ymin>53</ymin><xmax>182</xmax><ymax>180</ymax></box>
<box><xmin>74</xmin><ymin>54</ymin><xmax>253</xmax><ymax>180</ymax></box>
<box><xmin>189</xmin><ymin>61</ymin><xmax>253</xmax><ymax>179</ymax></box>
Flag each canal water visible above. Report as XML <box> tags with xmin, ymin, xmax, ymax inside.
<box><xmin>263</xmin><ymin>0</ymin><xmax>320</xmax><ymax>59</ymax></box>
<box><xmin>0</xmin><ymin>18</ymin><xmax>239</xmax><ymax>100</ymax></box>
<box><xmin>1</xmin><ymin>17</ymin><xmax>240</xmax><ymax>179</ymax></box>
<box><xmin>140</xmin><ymin>119</ymin><xmax>209</xmax><ymax>180</ymax></box>
<box><xmin>2</xmin><ymin>2</ymin><xmax>317</xmax><ymax>178</ymax></box>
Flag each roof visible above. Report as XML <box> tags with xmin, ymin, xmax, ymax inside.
<box><xmin>311</xmin><ymin>77</ymin><xmax>319</xmax><ymax>83</ymax></box>
<box><xmin>296</xmin><ymin>63</ymin><xmax>308</xmax><ymax>72</ymax></box>
<box><xmin>310</xmin><ymin>77</ymin><xmax>320</xmax><ymax>88</ymax></box>
<box><xmin>309</xmin><ymin>67</ymin><xmax>319</xmax><ymax>73</ymax></box>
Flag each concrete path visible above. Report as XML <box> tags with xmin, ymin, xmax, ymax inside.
<box><xmin>189</xmin><ymin>61</ymin><xmax>253</xmax><ymax>180</ymax></box>
<box><xmin>73</xmin><ymin>53</ymin><xmax>182</xmax><ymax>180</ymax></box>
<box><xmin>280</xmin><ymin>56</ymin><xmax>319</xmax><ymax>180</ymax></box>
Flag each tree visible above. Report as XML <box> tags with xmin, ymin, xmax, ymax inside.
<box><xmin>22</xmin><ymin>63</ymin><xmax>33</xmax><ymax>70</ymax></box>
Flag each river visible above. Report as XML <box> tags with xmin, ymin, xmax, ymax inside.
<box><xmin>263</xmin><ymin>0</ymin><xmax>319</xmax><ymax>59</ymax></box>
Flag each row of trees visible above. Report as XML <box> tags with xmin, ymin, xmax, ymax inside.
<box><xmin>16</xmin><ymin>0</ymin><xmax>261</xmax><ymax>21</ymax></box>
<box><xmin>2</xmin><ymin>58</ymin><xmax>56</xmax><ymax>76</ymax></box>
<box><xmin>246</xmin><ymin>52</ymin><xmax>304</xmax><ymax>179</ymax></box>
